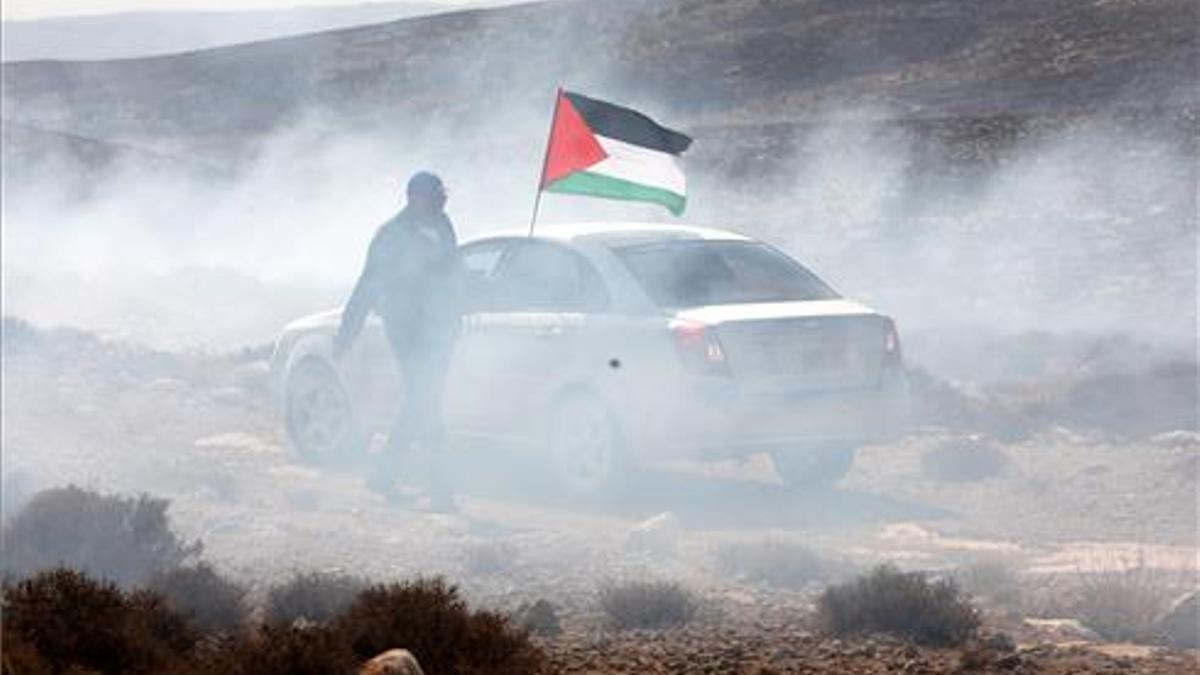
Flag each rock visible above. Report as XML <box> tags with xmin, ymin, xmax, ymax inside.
<box><xmin>360</xmin><ymin>649</ymin><xmax>425</xmax><ymax>675</ymax></box>
<box><xmin>625</xmin><ymin>512</ymin><xmax>682</xmax><ymax>556</ymax></box>
<box><xmin>1022</xmin><ymin>617</ymin><xmax>1100</xmax><ymax>642</ymax></box>
<box><xmin>1153</xmin><ymin>591</ymin><xmax>1198</xmax><ymax>649</ymax></box>
<box><xmin>517</xmin><ymin>599</ymin><xmax>562</xmax><ymax>637</ymax></box>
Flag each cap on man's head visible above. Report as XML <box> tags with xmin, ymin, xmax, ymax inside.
<box><xmin>406</xmin><ymin>171</ymin><xmax>444</xmax><ymax>199</ymax></box>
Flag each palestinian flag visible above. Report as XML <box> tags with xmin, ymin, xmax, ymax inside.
<box><xmin>539</xmin><ymin>90</ymin><xmax>692</xmax><ymax>216</ymax></box>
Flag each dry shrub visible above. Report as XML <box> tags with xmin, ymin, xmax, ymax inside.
<box><xmin>1071</xmin><ymin>564</ymin><xmax>1186</xmax><ymax>643</ymax></box>
<box><xmin>920</xmin><ymin>437</ymin><xmax>1010</xmax><ymax>482</ymax></box>
<box><xmin>191</xmin><ymin>625</ymin><xmax>360</xmax><ymax>675</ymax></box>
<box><xmin>147</xmin><ymin>563</ymin><xmax>249</xmax><ymax>635</ymax></box>
<box><xmin>2</xmin><ymin>485</ymin><xmax>201</xmax><ymax>586</ymax></box>
<box><xmin>955</xmin><ymin>558</ymin><xmax>1023</xmax><ymax>609</ymax></box>
<box><xmin>265</xmin><ymin>571</ymin><xmax>367</xmax><ymax>626</ymax></box>
<box><xmin>1</xmin><ymin>567</ymin><xmax>197</xmax><ymax>674</ymax></box>
<box><xmin>463</xmin><ymin>541</ymin><xmax>518</xmax><ymax>576</ymax></box>
<box><xmin>817</xmin><ymin>564</ymin><xmax>980</xmax><ymax>647</ymax></box>
<box><xmin>715</xmin><ymin>538</ymin><xmax>834</xmax><ymax>589</ymax></box>
<box><xmin>598</xmin><ymin>580</ymin><xmax>696</xmax><ymax>630</ymax></box>
<box><xmin>335</xmin><ymin>577</ymin><xmax>545</xmax><ymax>674</ymax></box>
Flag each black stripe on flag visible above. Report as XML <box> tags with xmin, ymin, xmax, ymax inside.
<box><xmin>565</xmin><ymin>91</ymin><xmax>692</xmax><ymax>156</ymax></box>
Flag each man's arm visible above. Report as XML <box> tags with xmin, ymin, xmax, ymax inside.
<box><xmin>333</xmin><ymin>234</ymin><xmax>381</xmax><ymax>358</ymax></box>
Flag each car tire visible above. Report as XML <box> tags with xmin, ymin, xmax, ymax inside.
<box><xmin>771</xmin><ymin>444</ymin><xmax>855</xmax><ymax>490</ymax></box>
<box><xmin>549</xmin><ymin>393</ymin><xmax>626</xmax><ymax>496</ymax></box>
<box><xmin>284</xmin><ymin>359</ymin><xmax>367</xmax><ymax>467</ymax></box>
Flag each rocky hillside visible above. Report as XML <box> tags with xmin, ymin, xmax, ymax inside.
<box><xmin>2</xmin><ymin>0</ymin><xmax>1195</xmax><ymax>164</ymax></box>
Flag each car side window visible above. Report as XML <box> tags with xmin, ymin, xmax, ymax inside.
<box><xmin>492</xmin><ymin>242</ymin><xmax>609</xmax><ymax>311</ymax></box>
<box><xmin>459</xmin><ymin>240</ymin><xmax>509</xmax><ymax>311</ymax></box>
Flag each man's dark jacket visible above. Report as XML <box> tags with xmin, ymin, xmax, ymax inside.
<box><xmin>335</xmin><ymin>207</ymin><xmax>461</xmax><ymax>357</ymax></box>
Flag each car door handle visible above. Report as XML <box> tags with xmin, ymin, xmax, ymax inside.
<box><xmin>535</xmin><ymin>325</ymin><xmax>565</xmax><ymax>338</ymax></box>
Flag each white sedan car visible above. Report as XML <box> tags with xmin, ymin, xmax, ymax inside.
<box><xmin>271</xmin><ymin>223</ymin><xmax>908</xmax><ymax>494</ymax></box>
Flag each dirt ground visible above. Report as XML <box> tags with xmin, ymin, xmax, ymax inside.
<box><xmin>2</xmin><ymin>322</ymin><xmax>1197</xmax><ymax>673</ymax></box>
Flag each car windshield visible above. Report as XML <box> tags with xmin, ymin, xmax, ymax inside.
<box><xmin>612</xmin><ymin>239</ymin><xmax>839</xmax><ymax>308</ymax></box>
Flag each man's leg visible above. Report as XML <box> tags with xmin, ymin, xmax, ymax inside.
<box><xmin>408</xmin><ymin>344</ymin><xmax>455</xmax><ymax>511</ymax></box>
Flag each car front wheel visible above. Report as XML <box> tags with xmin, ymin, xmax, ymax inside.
<box><xmin>284</xmin><ymin>359</ymin><xmax>366</xmax><ymax>466</ymax></box>
<box><xmin>770</xmin><ymin>444</ymin><xmax>855</xmax><ymax>490</ymax></box>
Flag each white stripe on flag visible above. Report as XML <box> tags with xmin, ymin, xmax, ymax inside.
<box><xmin>591</xmin><ymin>135</ymin><xmax>686</xmax><ymax>197</ymax></box>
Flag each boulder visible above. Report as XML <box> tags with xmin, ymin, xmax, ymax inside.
<box><xmin>360</xmin><ymin>649</ymin><xmax>425</xmax><ymax>675</ymax></box>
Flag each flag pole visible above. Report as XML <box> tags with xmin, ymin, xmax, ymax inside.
<box><xmin>529</xmin><ymin>86</ymin><xmax>563</xmax><ymax>237</ymax></box>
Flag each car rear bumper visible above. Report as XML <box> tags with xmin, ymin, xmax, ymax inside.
<box><xmin>627</xmin><ymin>367</ymin><xmax>910</xmax><ymax>459</ymax></box>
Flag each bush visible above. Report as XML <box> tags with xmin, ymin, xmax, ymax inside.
<box><xmin>147</xmin><ymin>563</ymin><xmax>249</xmax><ymax>635</ymax></box>
<box><xmin>192</xmin><ymin>625</ymin><xmax>360</xmax><ymax>675</ymax></box>
<box><xmin>2</xmin><ymin>486</ymin><xmax>201</xmax><ymax>586</ymax></box>
<box><xmin>265</xmin><ymin>571</ymin><xmax>366</xmax><ymax>626</ymax></box>
<box><xmin>1</xmin><ymin>567</ymin><xmax>197</xmax><ymax>673</ymax></box>
<box><xmin>598</xmin><ymin>580</ymin><xmax>696</xmax><ymax>630</ymax></box>
<box><xmin>817</xmin><ymin>565</ymin><xmax>980</xmax><ymax>647</ymax></box>
<box><xmin>336</xmin><ymin>577</ymin><xmax>545</xmax><ymax>674</ymax></box>
<box><xmin>715</xmin><ymin>539</ymin><xmax>834</xmax><ymax>589</ymax></box>
<box><xmin>1071</xmin><ymin>564</ymin><xmax>1184</xmax><ymax>643</ymax></box>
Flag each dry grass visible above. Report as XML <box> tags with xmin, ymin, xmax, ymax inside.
<box><xmin>147</xmin><ymin>563</ymin><xmax>249</xmax><ymax>635</ymax></box>
<box><xmin>817</xmin><ymin>565</ymin><xmax>980</xmax><ymax>647</ymax></box>
<box><xmin>1</xmin><ymin>567</ymin><xmax>197</xmax><ymax>674</ymax></box>
<box><xmin>1070</xmin><ymin>563</ymin><xmax>1190</xmax><ymax>643</ymax></box>
<box><xmin>265</xmin><ymin>571</ymin><xmax>366</xmax><ymax>626</ymax></box>
<box><xmin>336</xmin><ymin>577</ymin><xmax>546</xmax><ymax>674</ymax></box>
<box><xmin>598</xmin><ymin>580</ymin><xmax>697</xmax><ymax>630</ymax></box>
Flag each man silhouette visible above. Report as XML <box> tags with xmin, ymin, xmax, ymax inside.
<box><xmin>333</xmin><ymin>171</ymin><xmax>461</xmax><ymax>512</ymax></box>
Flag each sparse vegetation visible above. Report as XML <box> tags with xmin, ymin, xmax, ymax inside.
<box><xmin>1</xmin><ymin>486</ymin><xmax>201</xmax><ymax>586</ymax></box>
<box><xmin>2</xmin><ymin>567</ymin><xmax>547</xmax><ymax>674</ymax></box>
<box><xmin>715</xmin><ymin>538</ymin><xmax>835</xmax><ymax>589</ymax></box>
<box><xmin>266</xmin><ymin>571</ymin><xmax>366</xmax><ymax>626</ymax></box>
<box><xmin>336</xmin><ymin>577</ymin><xmax>545</xmax><ymax>674</ymax></box>
<box><xmin>147</xmin><ymin>562</ymin><xmax>249</xmax><ymax>635</ymax></box>
<box><xmin>1070</xmin><ymin>563</ymin><xmax>1186</xmax><ymax>643</ymax></box>
<box><xmin>817</xmin><ymin>565</ymin><xmax>980</xmax><ymax>647</ymax></box>
<box><xmin>599</xmin><ymin>580</ymin><xmax>696</xmax><ymax>630</ymax></box>
<box><xmin>955</xmin><ymin>558</ymin><xmax>1023</xmax><ymax>609</ymax></box>
<box><xmin>1</xmin><ymin>568</ymin><xmax>197</xmax><ymax>674</ymax></box>
<box><xmin>191</xmin><ymin>624</ymin><xmax>360</xmax><ymax>675</ymax></box>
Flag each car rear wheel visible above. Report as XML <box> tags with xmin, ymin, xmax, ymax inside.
<box><xmin>285</xmin><ymin>359</ymin><xmax>366</xmax><ymax>466</ymax></box>
<box><xmin>549</xmin><ymin>393</ymin><xmax>625</xmax><ymax>495</ymax></box>
<box><xmin>771</xmin><ymin>444</ymin><xmax>855</xmax><ymax>490</ymax></box>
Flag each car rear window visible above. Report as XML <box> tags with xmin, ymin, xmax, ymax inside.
<box><xmin>612</xmin><ymin>240</ymin><xmax>839</xmax><ymax>308</ymax></box>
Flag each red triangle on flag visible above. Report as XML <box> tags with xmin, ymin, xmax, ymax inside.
<box><xmin>541</xmin><ymin>92</ymin><xmax>608</xmax><ymax>188</ymax></box>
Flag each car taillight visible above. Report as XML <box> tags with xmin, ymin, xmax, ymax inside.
<box><xmin>882</xmin><ymin>318</ymin><xmax>902</xmax><ymax>364</ymax></box>
<box><xmin>670</xmin><ymin>319</ymin><xmax>730</xmax><ymax>376</ymax></box>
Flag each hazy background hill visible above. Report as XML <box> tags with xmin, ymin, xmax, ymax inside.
<box><xmin>0</xmin><ymin>1</ymin><xmax>524</xmax><ymax>62</ymax></box>
<box><xmin>1</xmin><ymin>0</ymin><xmax>1196</xmax><ymax>351</ymax></box>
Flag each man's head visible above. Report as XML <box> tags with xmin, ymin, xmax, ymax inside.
<box><xmin>406</xmin><ymin>171</ymin><xmax>447</xmax><ymax>213</ymax></box>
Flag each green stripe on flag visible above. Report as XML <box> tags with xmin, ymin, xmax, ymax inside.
<box><xmin>546</xmin><ymin>171</ymin><xmax>686</xmax><ymax>216</ymax></box>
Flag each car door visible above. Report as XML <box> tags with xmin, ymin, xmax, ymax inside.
<box><xmin>443</xmin><ymin>238</ymin><xmax>513</xmax><ymax>437</ymax></box>
<box><xmin>463</xmin><ymin>239</ymin><xmax>610</xmax><ymax>440</ymax></box>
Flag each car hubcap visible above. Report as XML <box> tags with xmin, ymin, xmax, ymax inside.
<box><xmin>289</xmin><ymin>369</ymin><xmax>350</xmax><ymax>457</ymax></box>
